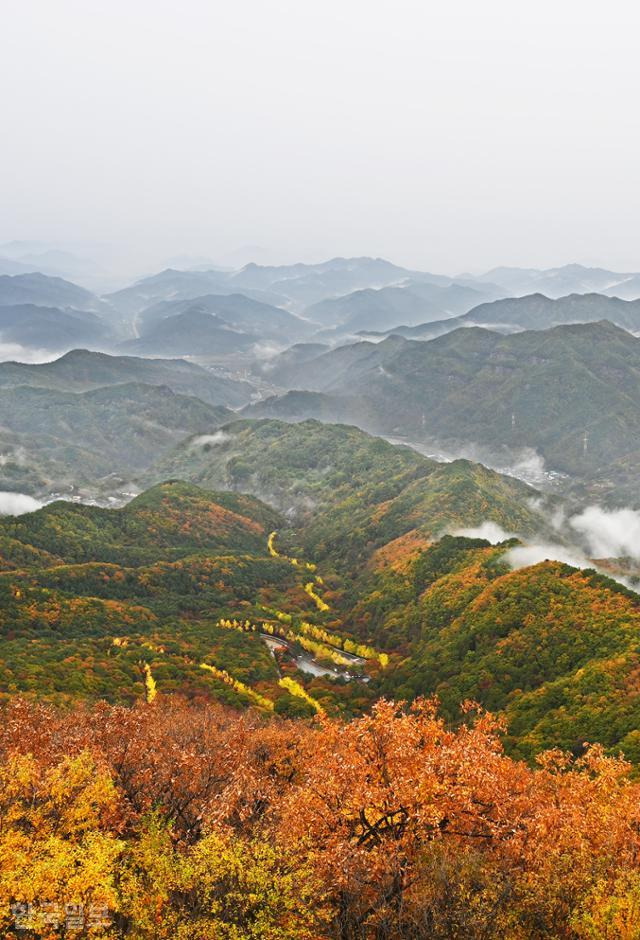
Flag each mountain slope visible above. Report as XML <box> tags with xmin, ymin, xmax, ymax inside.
<box><xmin>5</xmin><ymin>462</ymin><xmax>640</xmax><ymax>764</ymax></box>
<box><xmin>359</xmin><ymin>535</ymin><xmax>640</xmax><ymax>759</ymax></box>
<box><xmin>148</xmin><ymin>418</ymin><xmax>542</xmax><ymax>568</ymax></box>
<box><xmin>243</xmin><ymin>389</ymin><xmax>356</xmax><ymax>424</ymax></box>
<box><xmin>137</xmin><ymin>292</ymin><xmax>311</xmax><ymax>342</ymax></box>
<box><xmin>0</xmin><ymin>482</ymin><xmax>293</xmax><ymax>704</ymax></box>
<box><xmin>0</xmin><ymin>383</ymin><xmax>233</xmax><ymax>493</ymax></box>
<box><xmin>306</xmin><ymin>286</ymin><xmax>447</xmax><ymax>331</ymax></box>
<box><xmin>0</xmin><ymin>272</ymin><xmax>105</xmax><ymax>312</ymax></box>
<box><xmin>249</xmin><ymin>322</ymin><xmax>640</xmax><ymax>496</ymax></box>
<box><xmin>603</xmin><ymin>274</ymin><xmax>640</xmax><ymax>299</ymax></box>
<box><xmin>0</xmin><ymin>348</ymin><xmax>253</xmax><ymax>407</ymax></box>
<box><xmin>252</xmin><ymin>342</ymin><xmax>330</xmax><ymax>381</ymax></box>
<box><xmin>334</xmin><ymin>322</ymin><xmax>640</xmax><ymax>480</ymax></box>
<box><xmin>0</xmin><ymin>303</ymin><xmax>113</xmax><ymax>351</ymax></box>
<box><xmin>459</xmin><ymin>292</ymin><xmax>640</xmax><ymax>332</ymax></box>
<box><xmin>121</xmin><ymin>310</ymin><xmax>258</xmax><ymax>357</ymax></box>
<box><xmin>252</xmin><ymin>335</ymin><xmax>407</xmax><ymax>390</ymax></box>
<box><xmin>5</xmin><ymin>427</ymin><xmax>640</xmax><ymax>765</ymax></box>
<box><xmin>2</xmin><ymin>480</ymin><xmax>279</xmax><ymax>564</ymax></box>
<box><xmin>381</xmin><ymin>292</ymin><xmax>640</xmax><ymax>340</ymax></box>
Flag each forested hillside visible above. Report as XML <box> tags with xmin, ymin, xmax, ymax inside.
<box><xmin>0</xmin><ymin>481</ymin><xmax>379</xmax><ymax>714</ymax></box>
<box><xmin>3</xmin><ymin>435</ymin><xmax>640</xmax><ymax>762</ymax></box>
<box><xmin>0</xmin><ymin>348</ymin><xmax>252</xmax><ymax>407</ymax></box>
<box><xmin>351</xmin><ymin>535</ymin><xmax>640</xmax><ymax>760</ymax></box>
<box><xmin>148</xmin><ymin>419</ymin><xmax>543</xmax><ymax>567</ymax></box>
<box><xmin>246</xmin><ymin>323</ymin><xmax>640</xmax><ymax>501</ymax></box>
<box><xmin>0</xmin><ymin>384</ymin><xmax>232</xmax><ymax>494</ymax></box>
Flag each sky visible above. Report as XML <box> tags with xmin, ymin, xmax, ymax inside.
<box><xmin>2</xmin><ymin>0</ymin><xmax>640</xmax><ymax>277</ymax></box>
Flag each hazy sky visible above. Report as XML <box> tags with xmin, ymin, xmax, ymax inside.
<box><xmin>2</xmin><ymin>0</ymin><xmax>640</xmax><ymax>276</ymax></box>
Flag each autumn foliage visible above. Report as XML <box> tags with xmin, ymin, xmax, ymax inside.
<box><xmin>2</xmin><ymin>697</ymin><xmax>640</xmax><ymax>938</ymax></box>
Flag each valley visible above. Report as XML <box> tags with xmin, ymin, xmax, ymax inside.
<box><xmin>2</xmin><ymin>414</ymin><xmax>640</xmax><ymax>760</ymax></box>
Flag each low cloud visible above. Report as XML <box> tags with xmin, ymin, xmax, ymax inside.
<box><xmin>0</xmin><ymin>447</ymin><xmax>28</xmax><ymax>469</ymax></box>
<box><xmin>453</xmin><ymin>505</ymin><xmax>640</xmax><ymax>592</ymax></box>
<box><xmin>569</xmin><ymin>506</ymin><xmax>640</xmax><ymax>560</ymax></box>
<box><xmin>453</xmin><ymin>521</ymin><xmax>514</xmax><ymax>543</ymax></box>
<box><xmin>250</xmin><ymin>342</ymin><xmax>285</xmax><ymax>362</ymax></box>
<box><xmin>0</xmin><ymin>492</ymin><xmax>42</xmax><ymax>516</ymax></box>
<box><xmin>462</xmin><ymin>320</ymin><xmax>521</xmax><ymax>334</ymax></box>
<box><xmin>441</xmin><ymin>441</ymin><xmax>552</xmax><ymax>487</ymax></box>
<box><xmin>509</xmin><ymin>448</ymin><xmax>547</xmax><ymax>482</ymax></box>
<box><xmin>190</xmin><ymin>431</ymin><xmax>230</xmax><ymax>448</ymax></box>
<box><xmin>504</xmin><ymin>542</ymin><xmax>589</xmax><ymax>570</ymax></box>
<box><xmin>0</xmin><ymin>343</ymin><xmax>60</xmax><ymax>364</ymax></box>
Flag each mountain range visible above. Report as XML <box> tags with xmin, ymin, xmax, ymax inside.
<box><xmin>4</xmin><ymin>260</ymin><xmax>640</xmax><ymax>361</ymax></box>
<box><xmin>0</xmin><ymin>241</ymin><xmax>110</xmax><ymax>288</ymax></box>
<box><xmin>0</xmin><ymin>383</ymin><xmax>232</xmax><ymax>495</ymax></box>
<box><xmin>0</xmin><ymin>304</ymin><xmax>112</xmax><ymax>352</ymax></box>
<box><xmin>4</xmin><ymin>396</ymin><xmax>640</xmax><ymax>940</ymax></box>
<box><xmin>120</xmin><ymin>291</ymin><xmax>315</xmax><ymax>357</ymax></box>
<box><xmin>368</xmin><ymin>292</ymin><xmax>640</xmax><ymax>340</ymax></box>
<box><xmin>225</xmin><ymin>256</ymin><xmax>427</xmax><ymax>308</ymax></box>
<box><xmin>474</xmin><ymin>262</ymin><xmax>640</xmax><ymax>297</ymax></box>
<box><xmin>4</xmin><ymin>258</ymin><xmax>640</xmax><ymax>508</ymax></box>
<box><xmin>105</xmin><ymin>268</ymin><xmax>290</xmax><ymax>315</ymax></box>
<box><xmin>105</xmin><ymin>257</ymin><xmax>500</xmax><ymax>322</ymax></box>
<box><xmin>0</xmin><ymin>272</ymin><xmax>105</xmax><ymax>312</ymax></box>
<box><xmin>146</xmin><ymin>417</ymin><xmax>543</xmax><ymax>567</ymax></box>
<box><xmin>120</xmin><ymin>310</ymin><xmax>260</xmax><ymax>358</ymax></box>
<box><xmin>0</xmin><ymin>348</ymin><xmax>255</xmax><ymax>497</ymax></box>
<box><xmin>3</xmin><ymin>417</ymin><xmax>640</xmax><ymax>763</ymax></box>
<box><xmin>0</xmin><ymin>348</ymin><xmax>251</xmax><ymax>407</ymax></box>
<box><xmin>0</xmin><ymin>273</ymin><xmax>125</xmax><ymax>353</ymax></box>
<box><xmin>245</xmin><ymin>321</ymin><xmax>640</xmax><ymax>501</ymax></box>
<box><xmin>305</xmin><ymin>281</ymin><xmax>504</xmax><ymax>335</ymax></box>
<box><xmin>138</xmin><ymin>291</ymin><xmax>310</xmax><ymax>336</ymax></box>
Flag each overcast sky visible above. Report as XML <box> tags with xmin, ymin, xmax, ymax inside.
<box><xmin>2</xmin><ymin>0</ymin><xmax>640</xmax><ymax>276</ymax></box>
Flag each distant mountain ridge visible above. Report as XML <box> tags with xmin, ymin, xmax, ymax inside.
<box><xmin>147</xmin><ymin>417</ymin><xmax>543</xmax><ymax>567</ymax></box>
<box><xmin>475</xmin><ymin>262</ymin><xmax>638</xmax><ymax>297</ymax></box>
<box><xmin>4</xmin><ymin>259</ymin><xmax>640</xmax><ymax>360</ymax></box>
<box><xmin>105</xmin><ymin>268</ymin><xmax>290</xmax><ymax>315</ymax></box>
<box><xmin>0</xmin><ymin>348</ymin><xmax>252</xmax><ymax>407</ymax></box>
<box><xmin>0</xmin><ymin>383</ymin><xmax>233</xmax><ymax>494</ymax></box>
<box><xmin>138</xmin><ymin>292</ymin><xmax>309</xmax><ymax>333</ymax></box>
<box><xmin>0</xmin><ymin>272</ymin><xmax>106</xmax><ymax>313</ymax></box>
<box><xmin>0</xmin><ymin>304</ymin><xmax>113</xmax><ymax>351</ymax></box>
<box><xmin>243</xmin><ymin>321</ymin><xmax>640</xmax><ymax>500</ymax></box>
<box><xmin>367</xmin><ymin>292</ymin><xmax>640</xmax><ymax>340</ymax></box>
<box><xmin>105</xmin><ymin>257</ymin><xmax>450</xmax><ymax>316</ymax></box>
<box><xmin>304</xmin><ymin>281</ymin><xmax>505</xmax><ymax>335</ymax></box>
<box><xmin>120</xmin><ymin>309</ymin><xmax>259</xmax><ymax>357</ymax></box>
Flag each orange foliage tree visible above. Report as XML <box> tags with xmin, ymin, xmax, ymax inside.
<box><xmin>1</xmin><ymin>696</ymin><xmax>640</xmax><ymax>938</ymax></box>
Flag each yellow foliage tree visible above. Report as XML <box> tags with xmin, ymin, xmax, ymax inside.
<box><xmin>0</xmin><ymin>752</ymin><xmax>123</xmax><ymax>937</ymax></box>
<box><xmin>267</xmin><ymin>531</ymin><xmax>279</xmax><ymax>557</ymax></box>
<box><xmin>200</xmin><ymin>663</ymin><xmax>274</xmax><ymax>711</ymax></box>
<box><xmin>120</xmin><ymin>815</ymin><xmax>323</xmax><ymax>939</ymax></box>
<box><xmin>304</xmin><ymin>582</ymin><xmax>330</xmax><ymax>612</ymax></box>
<box><xmin>143</xmin><ymin>662</ymin><xmax>157</xmax><ymax>703</ymax></box>
<box><xmin>278</xmin><ymin>677</ymin><xmax>325</xmax><ymax>715</ymax></box>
